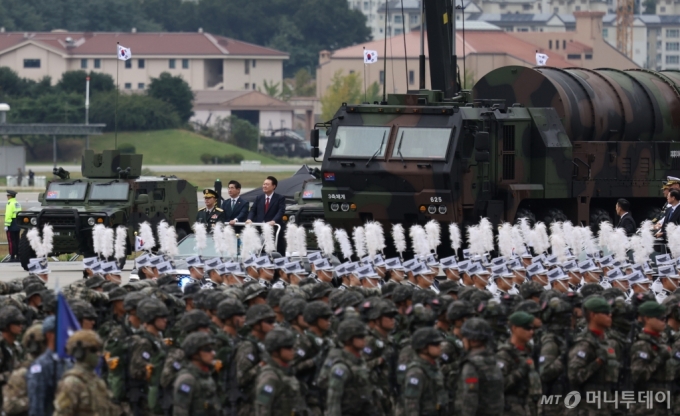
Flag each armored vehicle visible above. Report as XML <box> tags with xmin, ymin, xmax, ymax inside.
<box><xmin>261</xmin><ymin>129</ymin><xmax>318</xmax><ymax>158</ymax></box>
<box><xmin>311</xmin><ymin>0</ymin><xmax>680</xmax><ymax>251</ymax></box>
<box><xmin>282</xmin><ymin>178</ymin><xmax>323</xmax><ymax>249</ymax></box>
<box><xmin>16</xmin><ymin>150</ymin><xmax>197</xmax><ymax>270</ymax></box>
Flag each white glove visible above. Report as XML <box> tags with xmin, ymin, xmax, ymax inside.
<box><xmin>3</xmin><ymin>226</ymin><xmax>7</xmax><ymax>232</ymax></box>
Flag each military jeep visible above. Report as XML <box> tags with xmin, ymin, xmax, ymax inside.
<box><xmin>16</xmin><ymin>150</ymin><xmax>197</xmax><ymax>270</ymax></box>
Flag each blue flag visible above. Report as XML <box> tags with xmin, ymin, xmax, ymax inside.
<box><xmin>56</xmin><ymin>293</ymin><xmax>81</xmax><ymax>359</ymax></box>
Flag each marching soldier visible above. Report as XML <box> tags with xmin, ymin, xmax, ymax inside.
<box><xmin>298</xmin><ymin>301</ymin><xmax>333</xmax><ymax>415</ymax></box>
<box><xmin>196</xmin><ymin>189</ymin><xmax>226</xmax><ymax>230</ymax></box>
<box><xmin>214</xmin><ymin>298</ymin><xmax>246</xmax><ymax>415</ymax></box>
<box><xmin>172</xmin><ymin>332</ymin><xmax>221</xmax><ymax>416</ymax></box>
<box><xmin>3</xmin><ymin>322</ymin><xmax>45</xmax><ymax>416</ymax></box>
<box><xmin>0</xmin><ymin>306</ymin><xmax>25</xmax><ymax>409</ymax></box>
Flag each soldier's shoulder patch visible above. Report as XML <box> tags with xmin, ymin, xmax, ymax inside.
<box><xmin>315</xmin><ymin>337</ymin><xmax>323</xmax><ymax>346</ymax></box>
<box><xmin>30</xmin><ymin>364</ymin><xmax>41</xmax><ymax>374</ymax></box>
<box><xmin>247</xmin><ymin>353</ymin><xmax>256</xmax><ymax>362</ymax></box>
<box><xmin>497</xmin><ymin>361</ymin><xmax>504</xmax><ymax>368</ymax></box>
<box><xmin>398</xmin><ymin>364</ymin><xmax>406</xmax><ymax>371</ymax></box>
<box><xmin>639</xmin><ymin>352</ymin><xmax>649</xmax><ymax>360</ymax></box>
<box><xmin>263</xmin><ymin>384</ymin><xmax>274</xmax><ymax>394</ymax></box>
<box><xmin>409</xmin><ymin>377</ymin><xmax>419</xmax><ymax>385</ymax></box>
<box><xmin>297</xmin><ymin>349</ymin><xmax>306</xmax><ymax>357</ymax></box>
<box><xmin>675</xmin><ymin>351</ymin><xmax>680</xmax><ymax>360</ymax></box>
<box><xmin>363</xmin><ymin>347</ymin><xmax>372</xmax><ymax>355</ymax></box>
<box><xmin>441</xmin><ymin>353</ymin><xmax>449</xmax><ymax>362</ymax></box>
<box><xmin>539</xmin><ymin>356</ymin><xmax>545</xmax><ymax>363</ymax></box>
<box><xmin>142</xmin><ymin>351</ymin><xmax>151</xmax><ymax>360</ymax></box>
<box><xmin>577</xmin><ymin>351</ymin><xmax>586</xmax><ymax>358</ymax></box>
<box><xmin>332</xmin><ymin>366</ymin><xmax>345</xmax><ymax>378</ymax></box>
<box><xmin>173</xmin><ymin>361</ymin><xmax>181</xmax><ymax>370</ymax></box>
<box><xmin>179</xmin><ymin>383</ymin><xmax>191</xmax><ymax>394</ymax></box>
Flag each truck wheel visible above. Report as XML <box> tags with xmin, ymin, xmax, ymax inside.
<box><xmin>18</xmin><ymin>231</ymin><xmax>36</xmax><ymax>271</ymax></box>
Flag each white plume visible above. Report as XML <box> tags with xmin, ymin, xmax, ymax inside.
<box><xmin>138</xmin><ymin>222</ymin><xmax>155</xmax><ymax>252</ymax></box>
<box><xmin>157</xmin><ymin>221</ymin><xmax>170</xmax><ymax>254</ymax></box>
<box><xmin>365</xmin><ymin>221</ymin><xmax>385</xmax><ymax>259</ymax></box>
<box><xmin>609</xmin><ymin>228</ymin><xmax>629</xmax><ymax>261</ymax></box>
<box><xmin>312</xmin><ymin>219</ymin><xmax>326</xmax><ymax>242</ymax></box>
<box><xmin>92</xmin><ymin>224</ymin><xmax>105</xmax><ymax>256</ymax></box>
<box><xmin>262</xmin><ymin>223</ymin><xmax>276</xmax><ymax>254</ymax></box>
<box><xmin>598</xmin><ymin>221</ymin><xmax>614</xmax><ymax>252</ymax></box>
<box><xmin>114</xmin><ymin>226</ymin><xmax>127</xmax><ymax>260</ymax></box>
<box><xmin>334</xmin><ymin>228</ymin><xmax>354</xmax><ymax>260</ymax></box>
<box><xmin>479</xmin><ymin>218</ymin><xmax>495</xmax><ymax>253</ymax></box>
<box><xmin>353</xmin><ymin>226</ymin><xmax>367</xmax><ymax>259</ymax></box>
<box><xmin>466</xmin><ymin>225</ymin><xmax>485</xmax><ymax>258</ymax></box>
<box><xmin>192</xmin><ymin>222</ymin><xmax>208</xmax><ymax>254</ymax></box>
<box><xmin>530</xmin><ymin>222</ymin><xmax>550</xmax><ymax>254</ymax></box>
<box><xmin>410</xmin><ymin>225</ymin><xmax>430</xmax><ymax>258</ymax></box>
<box><xmin>518</xmin><ymin>217</ymin><xmax>533</xmax><ymax>245</ymax></box>
<box><xmin>424</xmin><ymin>220</ymin><xmax>441</xmax><ymax>253</ymax></box>
<box><xmin>550</xmin><ymin>233</ymin><xmax>568</xmax><ymax>263</ymax></box>
<box><xmin>668</xmin><ymin>223</ymin><xmax>680</xmax><ymax>259</ymax></box>
<box><xmin>511</xmin><ymin>225</ymin><xmax>527</xmax><ymax>256</ymax></box>
<box><xmin>27</xmin><ymin>227</ymin><xmax>45</xmax><ymax>258</ymax></box>
<box><xmin>241</xmin><ymin>224</ymin><xmax>261</xmax><ymax>257</ymax></box>
<box><xmin>579</xmin><ymin>226</ymin><xmax>598</xmax><ymax>257</ymax></box>
<box><xmin>212</xmin><ymin>222</ymin><xmax>226</xmax><ymax>257</ymax></box>
<box><xmin>392</xmin><ymin>224</ymin><xmax>407</xmax><ymax>255</ymax></box>
<box><xmin>41</xmin><ymin>224</ymin><xmax>54</xmax><ymax>258</ymax></box>
<box><xmin>638</xmin><ymin>220</ymin><xmax>655</xmax><ymax>261</ymax></box>
<box><xmin>449</xmin><ymin>223</ymin><xmax>461</xmax><ymax>253</ymax></box>
<box><xmin>630</xmin><ymin>236</ymin><xmax>647</xmax><ymax>266</ymax></box>
<box><xmin>562</xmin><ymin>221</ymin><xmax>577</xmax><ymax>250</ymax></box>
<box><xmin>497</xmin><ymin>223</ymin><xmax>514</xmax><ymax>258</ymax></box>
<box><xmin>296</xmin><ymin>226</ymin><xmax>308</xmax><ymax>257</ymax></box>
<box><xmin>285</xmin><ymin>223</ymin><xmax>299</xmax><ymax>256</ymax></box>
<box><xmin>549</xmin><ymin>221</ymin><xmax>564</xmax><ymax>242</ymax></box>
<box><xmin>164</xmin><ymin>226</ymin><xmax>179</xmax><ymax>257</ymax></box>
<box><xmin>223</xmin><ymin>225</ymin><xmax>238</xmax><ymax>259</ymax></box>
<box><xmin>102</xmin><ymin>227</ymin><xmax>114</xmax><ymax>259</ymax></box>
<box><xmin>319</xmin><ymin>224</ymin><xmax>336</xmax><ymax>258</ymax></box>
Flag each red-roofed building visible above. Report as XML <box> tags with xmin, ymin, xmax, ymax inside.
<box><xmin>0</xmin><ymin>30</ymin><xmax>288</xmax><ymax>92</ymax></box>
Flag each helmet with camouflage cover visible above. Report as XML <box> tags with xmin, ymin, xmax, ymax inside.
<box><xmin>281</xmin><ymin>297</ymin><xmax>307</xmax><ymax>323</ymax></box>
<box><xmin>446</xmin><ymin>300</ymin><xmax>475</xmax><ymax>322</ymax></box>
<box><xmin>181</xmin><ymin>332</ymin><xmax>215</xmax><ymax>358</ymax></box>
<box><xmin>243</xmin><ymin>282</ymin><xmax>266</xmax><ymax>302</ymax></box>
<box><xmin>204</xmin><ymin>291</ymin><xmax>227</xmax><ymax>312</ymax></box>
<box><xmin>630</xmin><ymin>292</ymin><xmax>656</xmax><ymax>310</ymax></box>
<box><xmin>266</xmin><ymin>288</ymin><xmax>286</xmax><ymax>308</ymax></box>
<box><xmin>601</xmin><ymin>287</ymin><xmax>626</xmax><ymax>301</ymax></box>
<box><xmin>514</xmin><ymin>300</ymin><xmax>542</xmax><ymax>317</ymax></box>
<box><xmin>664</xmin><ymin>295</ymin><xmax>680</xmax><ymax>321</ymax></box>
<box><xmin>137</xmin><ymin>298</ymin><xmax>170</xmax><ymax>324</ymax></box>
<box><xmin>519</xmin><ymin>281</ymin><xmax>544</xmax><ymax>300</ymax></box>
<box><xmin>66</xmin><ymin>329</ymin><xmax>102</xmax><ymax>356</ymax></box>
<box><xmin>304</xmin><ymin>301</ymin><xmax>332</xmax><ymax>324</ymax></box>
<box><xmin>22</xmin><ymin>322</ymin><xmax>45</xmax><ymax>355</ymax></box>
<box><xmin>409</xmin><ymin>304</ymin><xmax>436</xmax><ymax>330</ymax></box>
<box><xmin>412</xmin><ymin>290</ymin><xmax>436</xmax><ymax>307</ymax></box>
<box><xmin>123</xmin><ymin>291</ymin><xmax>147</xmax><ymax>312</ymax></box>
<box><xmin>178</xmin><ymin>310</ymin><xmax>211</xmax><ymax>333</ymax></box>
<box><xmin>540</xmin><ymin>297</ymin><xmax>573</xmax><ymax>325</ymax></box>
<box><xmin>411</xmin><ymin>327</ymin><xmax>444</xmax><ymax>351</ymax></box>
<box><xmin>24</xmin><ymin>283</ymin><xmax>44</xmax><ymax>299</ymax></box>
<box><xmin>41</xmin><ymin>290</ymin><xmax>57</xmax><ymax>314</ymax></box>
<box><xmin>0</xmin><ymin>306</ymin><xmax>25</xmax><ymax>330</ymax></box>
<box><xmin>102</xmin><ymin>282</ymin><xmax>119</xmax><ymax>293</ymax></box>
<box><xmin>22</xmin><ymin>275</ymin><xmax>44</xmax><ymax>290</ymax></box>
<box><xmin>611</xmin><ymin>297</ymin><xmax>636</xmax><ymax>333</ymax></box>
<box><xmin>108</xmin><ymin>287</ymin><xmax>127</xmax><ymax>302</ymax></box>
<box><xmin>339</xmin><ymin>291</ymin><xmax>364</xmax><ymax>308</ymax></box>
<box><xmin>216</xmin><ymin>298</ymin><xmax>246</xmax><ymax>320</ymax></box>
<box><xmin>460</xmin><ymin>317</ymin><xmax>493</xmax><ymax>342</ymax></box>
<box><xmin>264</xmin><ymin>327</ymin><xmax>296</xmax><ymax>353</ymax></box>
<box><xmin>391</xmin><ymin>285</ymin><xmax>413</xmax><ymax>304</ymax></box>
<box><xmin>309</xmin><ymin>282</ymin><xmax>333</xmax><ymax>300</ymax></box>
<box><xmin>193</xmin><ymin>289</ymin><xmax>214</xmax><ymax>311</ymax></box>
<box><xmin>337</xmin><ymin>318</ymin><xmax>367</xmax><ymax>343</ymax></box>
<box><xmin>539</xmin><ymin>289</ymin><xmax>562</xmax><ymax>304</ymax></box>
<box><xmin>85</xmin><ymin>275</ymin><xmax>106</xmax><ymax>290</ymax></box>
<box><xmin>579</xmin><ymin>283</ymin><xmax>604</xmax><ymax>298</ymax></box>
<box><xmin>245</xmin><ymin>304</ymin><xmax>276</xmax><ymax>326</ymax></box>
<box><xmin>70</xmin><ymin>300</ymin><xmax>98</xmax><ymax>321</ymax></box>
<box><xmin>478</xmin><ymin>299</ymin><xmax>507</xmax><ymax>320</ymax></box>
<box><xmin>469</xmin><ymin>289</ymin><xmax>494</xmax><ymax>307</ymax></box>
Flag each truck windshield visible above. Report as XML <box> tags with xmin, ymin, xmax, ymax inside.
<box><xmin>89</xmin><ymin>183</ymin><xmax>130</xmax><ymax>201</ymax></box>
<box><xmin>331</xmin><ymin>126</ymin><xmax>390</xmax><ymax>158</ymax></box>
<box><xmin>45</xmin><ymin>182</ymin><xmax>88</xmax><ymax>200</ymax></box>
<box><xmin>301</xmin><ymin>181</ymin><xmax>323</xmax><ymax>199</ymax></box>
<box><xmin>392</xmin><ymin>127</ymin><xmax>452</xmax><ymax>159</ymax></box>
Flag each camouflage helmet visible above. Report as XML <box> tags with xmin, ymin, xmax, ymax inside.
<box><xmin>408</xmin><ymin>304</ymin><xmax>436</xmax><ymax>330</ymax></box>
<box><xmin>611</xmin><ymin>297</ymin><xmax>636</xmax><ymax>332</ymax></box>
<box><xmin>123</xmin><ymin>292</ymin><xmax>147</xmax><ymax>312</ymax></box>
<box><xmin>137</xmin><ymin>298</ymin><xmax>170</xmax><ymax>324</ymax></box>
<box><xmin>514</xmin><ymin>300</ymin><xmax>543</xmax><ymax>316</ymax></box>
<box><xmin>204</xmin><ymin>291</ymin><xmax>227</xmax><ymax>312</ymax></box>
<box><xmin>266</xmin><ymin>288</ymin><xmax>286</xmax><ymax>308</ymax></box>
<box><xmin>281</xmin><ymin>297</ymin><xmax>307</xmax><ymax>323</ymax></box>
<box><xmin>264</xmin><ymin>327</ymin><xmax>296</xmax><ymax>353</ymax></box>
<box><xmin>24</xmin><ymin>283</ymin><xmax>44</xmax><ymax>299</ymax></box>
<box><xmin>338</xmin><ymin>291</ymin><xmax>364</xmax><ymax>308</ymax></box>
<box><xmin>477</xmin><ymin>300</ymin><xmax>507</xmax><ymax>319</ymax></box>
<box><xmin>446</xmin><ymin>300</ymin><xmax>475</xmax><ymax>322</ymax></box>
<box><xmin>66</xmin><ymin>330</ymin><xmax>102</xmax><ymax>356</ymax></box>
<box><xmin>242</xmin><ymin>282</ymin><xmax>266</xmax><ymax>302</ymax></box>
<box><xmin>456</xmin><ymin>286</ymin><xmax>479</xmax><ymax>302</ymax></box>
<box><xmin>70</xmin><ymin>300</ymin><xmax>98</xmax><ymax>321</ymax></box>
<box><xmin>21</xmin><ymin>323</ymin><xmax>45</xmax><ymax>354</ymax></box>
<box><xmin>337</xmin><ymin>318</ymin><xmax>367</xmax><ymax>343</ymax></box>
<box><xmin>22</xmin><ymin>275</ymin><xmax>44</xmax><ymax>290</ymax></box>
<box><xmin>541</xmin><ymin>297</ymin><xmax>573</xmax><ymax>325</ymax></box>
<box><xmin>601</xmin><ymin>287</ymin><xmax>626</xmax><ymax>301</ymax></box>
<box><xmin>108</xmin><ymin>287</ymin><xmax>128</xmax><ymax>302</ymax></box>
<box><xmin>178</xmin><ymin>310</ymin><xmax>212</xmax><ymax>333</ymax></box>
<box><xmin>102</xmin><ymin>282</ymin><xmax>119</xmax><ymax>293</ymax></box>
<box><xmin>519</xmin><ymin>281</ymin><xmax>545</xmax><ymax>300</ymax></box>
<box><xmin>469</xmin><ymin>290</ymin><xmax>493</xmax><ymax>307</ymax></box>
<box><xmin>181</xmin><ymin>332</ymin><xmax>215</xmax><ymax>358</ymax></box>
<box><xmin>411</xmin><ymin>327</ymin><xmax>444</xmax><ymax>351</ymax></box>
<box><xmin>309</xmin><ymin>282</ymin><xmax>333</xmax><ymax>300</ymax></box>
<box><xmin>579</xmin><ymin>283</ymin><xmax>605</xmax><ymax>298</ymax></box>
<box><xmin>412</xmin><ymin>290</ymin><xmax>437</xmax><ymax>307</ymax></box>
<box><xmin>41</xmin><ymin>290</ymin><xmax>57</xmax><ymax>314</ymax></box>
<box><xmin>85</xmin><ymin>275</ymin><xmax>106</xmax><ymax>290</ymax></box>
<box><xmin>216</xmin><ymin>298</ymin><xmax>246</xmax><ymax>320</ymax></box>
<box><xmin>381</xmin><ymin>281</ymin><xmax>398</xmax><ymax>298</ymax></box>
<box><xmin>391</xmin><ymin>285</ymin><xmax>413</xmax><ymax>304</ymax></box>
<box><xmin>193</xmin><ymin>289</ymin><xmax>214</xmax><ymax>310</ymax></box>
<box><xmin>245</xmin><ymin>304</ymin><xmax>276</xmax><ymax>326</ymax></box>
<box><xmin>460</xmin><ymin>317</ymin><xmax>493</xmax><ymax>342</ymax></box>
<box><xmin>303</xmin><ymin>301</ymin><xmax>333</xmax><ymax>324</ymax></box>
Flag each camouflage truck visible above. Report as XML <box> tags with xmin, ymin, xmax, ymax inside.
<box><xmin>311</xmin><ymin>1</ymin><xmax>680</xmax><ymax>252</ymax></box>
<box><xmin>16</xmin><ymin>150</ymin><xmax>197</xmax><ymax>270</ymax></box>
<box><xmin>282</xmin><ymin>178</ymin><xmax>323</xmax><ymax>249</ymax></box>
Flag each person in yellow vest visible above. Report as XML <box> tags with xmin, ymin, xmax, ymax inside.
<box><xmin>4</xmin><ymin>190</ymin><xmax>21</xmax><ymax>262</ymax></box>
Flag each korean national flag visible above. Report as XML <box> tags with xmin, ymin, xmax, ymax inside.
<box><xmin>364</xmin><ymin>50</ymin><xmax>378</xmax><ymax>64</ymax></box>
<box><xmin>117</xmin><ymin>44</ymin><xmax>132</xmax><ymax>61</ymax></box>
<box><xmin>135</xmin><ymin>235</ymin><xmax>143</xmax><ymax>252</ymax></box>
<box><xmin>536</xmin><ymin>53</ymin><xmax>549</xmax><ymax>66</ymax></box>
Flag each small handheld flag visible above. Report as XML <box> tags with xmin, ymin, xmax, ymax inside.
<box><xmin>536</xmin><ymin>52</ymin><xmax>549</xmax><ymax>66</ymax></box>
<box><xmin>135</xmin><ymin>235</ymin><xmax>144</xmax><ymax>252</ymax></box>
<box><xmin>364</xmin><ymin>50</ymin><xmax>378</xmax><ymax>64</ymax></box>
<box><xmin>117</xmin><ymin>44</ymin><xmax>132</xmax><ymax>61</ymax></box>
<box><xmin>56</xmin><ymin>293</ymin><xmax>82</xmax><ymax>358</ymax></box>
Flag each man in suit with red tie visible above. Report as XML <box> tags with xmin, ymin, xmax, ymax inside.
<box><xmin>657</xmin><ymin>189</ymin><xmax>680</xmax><ymax>241</ymax></box>
<box><xmin>246</xmin><ymin>176</ymin><xmax>286</xmax><ymax>226</ymax></box>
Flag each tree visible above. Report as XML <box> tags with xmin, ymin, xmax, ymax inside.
<box><xmin>261</xmin><ymin>80</ymin><xmax>281</xmax><ymax>98</ymax></box>
<box><xmin>321</xmin><ymin>70</ymin><xmax>380</xmax><ymax>120</ymax></box>
<box><xmin>228</xmin><ymin>115</ymin><xmax>259</xmax><ymax>151</ymax></box>
<box><xmin>293</xmin><ymin>68</ymin><xmax>316</xmax><ymax>97</ymax></box>
<box><xmin>57</xmin><ymin>70</ymin><xmax>115</xmax><ymax>95</ymax></box>
<box><xmin>89</xmin><ymin>91</ymin><xmax>181</xmax><ymax>131</ymax></box>
<box><xmin>147</xmin><ymin>72</ymin><xmax>194</xmax><ymax>123</ymax></box>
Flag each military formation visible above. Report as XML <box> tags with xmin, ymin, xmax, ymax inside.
<box><xmin>3</xmin><ymin>177</ymin><xmax>680</xmax><ymax>415</ymax></box>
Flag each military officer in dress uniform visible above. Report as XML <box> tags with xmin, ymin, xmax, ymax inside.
<box><xmin>196</xmin><ymin>189</ymin><xmax>226</xmax><ymax>230</ymax></box>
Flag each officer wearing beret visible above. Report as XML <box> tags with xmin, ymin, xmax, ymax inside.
<box><xmin>196</xmin><ymin>189</ymin><xmax>225</xmax><ymax>230</ymax></box>
<box><xmin>4</xmin><ymin>190</ymin><xmax>21</xmax><ymax>262</ymax></box>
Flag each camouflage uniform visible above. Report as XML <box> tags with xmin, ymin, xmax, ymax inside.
<box><xmin>400</xmin><ymin>328</ymin><xmax>447</xmax><ymax>416</ymax></box>
<box><xmin>172</xmin><ymin>332</ymin><xmax>221</xmax><ymax>416</ymax></box>
<box><xmin>496</xmin><ymin>341</ymin><xmax>540</xmax><ymax>416</ymax></box>
<box><xmin>255</xmin><ymin>357</ymin><xmax>307</xmax><ymax>416</ymax></box>
<box><xmin>537</xmin><ymin>298</ymin><xmax>573</xmax><ymax>416</ymax></box>
<box><xmin>0</xmin><ymin>306</ymin><xmax>25</xmax><ymax>409</ymax></box>
<box><xmin>3</xmin><ymin>323</ymin><xmax>44</xmax><ymax>416</ymax></box>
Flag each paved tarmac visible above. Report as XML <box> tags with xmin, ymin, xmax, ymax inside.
<box><xmin>26</xmin><ymin>164</ymin><xmax>317</xmax><ymax>173</ymax></box>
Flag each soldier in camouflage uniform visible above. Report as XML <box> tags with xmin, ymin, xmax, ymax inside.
<box><xmin>630</xmin><ymin>301</ymin><xmax>674</xmax><ymax>415</ymax></box>
<box><xmin>537</xmin><ymin>297</ymin><xmax>574</xmax><ymax>416</ymax></box>
<box><xmin>172</xmin><ymin>332</ymin><xmax>221</xmax><ymax>416</ymax></box>
<box><xmin>568</xmin><ymin>296</ymin><xmax>619</xmax><ymax>415</ymax></box>
<box><xmin>396</xmin><ymin>305</ymin><xmax>436</xmax><ymax>387</ymax></box>
<box><xmin>255</xmin><ymin>327</ymin><xmax>308</xmax><ymax>416</ymax></box>
<box><xmin>496</xmin><ymin>311</ymin><xmax>541</xmax><ymax>416</ymax></box>
<box><xmin>607</xmin><ymin>297</ymin><xmax>636</xmax><ymax>396</ymax></box>
<box><xmin>214</xmin><ymin>298</ymin><xmax>246</xmax><ymax>415</ymax></box>
<box><xmin>235</xmin><ymin>304</ymin><xmax>277</xmax><ymax>416</ymax></box>
<box><xmin>441</xmin><ymin>300</ymin><xmax>474</xmax><ymax>412</ymax></box>
<box><xmin>53</xmin><ymin>330</ymin><xmax>120</xmax><ymax>416</ymax></box>
<box><xmin>400</xmin><ymin>327</ymin><xmax>447</xmax><ymax>416</ymax></box>
<box><xmin>321</xmin><ymin>318</ymin><xmax>377</xmax><ymax>416</ymax></box>
<box><xmin>3</xmin><ymin>322</ymin><xmax>45</xmax><ymax>416</ymax></box>
<box><xmin>0</xmin><ymin>306</ymin><xmax>25</xmax><ymax>409</ymax></box>
<box><xmin>455</xmin><ymin>317</ymin><xmax>504</xmax><ymax>416</ymax></box>
<box><xmin>70</xmin><ymin>299</ymin><xmax>98</xmax><ymax>330</ymax></box>
<box><xmin>362</xmin><ymin>298</ymin><xmax>398</xmax><ymax>416</ymax></box>
<box><xmin>298</xmin><ymin>300</ymin><xmax>333</xmax><ymax>415</ymax></box>
<box><xmin>128</xmin><ymin>298</ymin><xmax>170</xmax><ymax>415</ymax></box>
<box><xmin>97</xmin><ymin>287</ymin><xmax>128</xmax><ymax>344</ymax></box>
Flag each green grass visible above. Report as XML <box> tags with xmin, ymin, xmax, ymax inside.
<box><xmin>87</xmin><ymin>129</ymin><xmax>282</xmax><ymax>165</ymax></box>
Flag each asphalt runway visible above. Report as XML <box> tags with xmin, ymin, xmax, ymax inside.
<box><xmin>0</xmin><ymin>261</ymin><xmax>134</xmax><ymax>289</ymax></box>
<box><xmin>27</xmin><ymin>164</ymin><xmax>316</xmax><ymax>173</ymax></box>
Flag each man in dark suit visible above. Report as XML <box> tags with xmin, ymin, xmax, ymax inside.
<box><xmin>657</xmin><ymin>189</ymin><xmax>680</xmax><ymax>240</ymax></box>
<box><xmin>246</xmin><ymin>176</ymin><xmax>286</xmax><ymax>226</ymax></box>
<box><xmin>224</xmin><ymin>180</ymin><xmax>249</xmax><ymax>225</ymax></box>
<box><xmin>615</xmin><ymin>198</ymin><xmax>636</xmax><ymax>237</ymax></box>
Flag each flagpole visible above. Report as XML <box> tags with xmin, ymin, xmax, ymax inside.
<box><xmin>115</xmin><ymin>42</ymin><xmax>120</xmax><ymax>151</ymax></box>
<box><xmin>363</xmin><ymin>47</ymin><xmax>367</xmax><ymax>103</ymax></box>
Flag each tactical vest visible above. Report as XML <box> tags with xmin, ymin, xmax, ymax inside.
<box><xmin>132</xmin><ymin>330</ymin><xmax>167</xmax><ymax>414</ymax></box>
<box><xmin>573</xmin><ymin>332</ymin><xmax>619</xmax><ymax>391</ymax></box>
<box><xmin>104</xmin><ymin>324</ymin><xmax>134</xmax><ymax>402</ymax></box>
<box><xmin>634</xmin><ymin>333</ymin><xmax>675</xmax><ymax>390</ymax></box>
<box><xmin>317</xmin><ymin>349</ymin><xmax>376</xmax><ymax>416</ymax></box>
<box><xmin>459</xmin><ymin>352</ymin><xmax>504</xmax><ymax>416</ymax></box>
<box><xmin>257</xmin><ymin>364</ymin><xmax>305</xmax><ymax>416</ymax></box>
<box><xmin>175</xmin><ymin>366</ymin><xmax>221</xmax><ymax>416</ymax></box>
<box><xmin>403</xmin><ymin>360</ymin><xmax>448</xmax><ymax>416</ymax></box>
